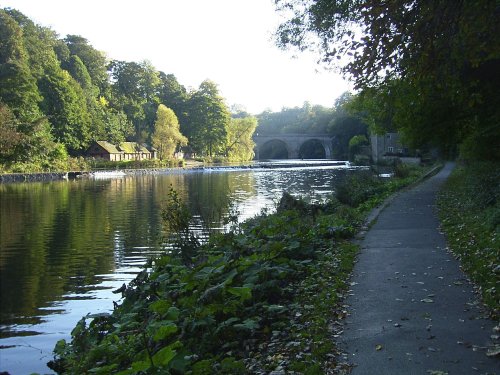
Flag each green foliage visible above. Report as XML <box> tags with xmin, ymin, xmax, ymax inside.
<box><xmin>224</xmin><ymin>116</ymin><xmax>257</xmax><ymax>162</ymax></box>
<box><xmin>329</xmin><ymin>115</ymin><xmax>368</xmax><ymax>160</ymax></box>
<box><xmin>63</xmin><ymin>35</ymin><xmax>108</xmax><ymax>92</ymax></box>
<box><xmin>187</xmin><ymin>80</ymin><xmax>231</xmax><ymax>157</ymax></box>
<box><xmin>38</xmin><ymin>64</ymin><xmax>92</xmax><ymax>152</ymax></box>
<box><xmin>256</xmin><ymin>102</ymin><xmax>334</xmax><ymax>135</ymax></box>
<box><xmin>274</xmin><ymin>0</ymin><xmax>500</xmax><ymax>161</ymax></box>
<box><xmin>0</xmin><ymin>9</ymin><xmax>42</xmax><ymax>122</ymax></box>
<box><xmin>1</xmin><ymin>7</ymin><xmax>259</xmax><ymax>169</ymax></box>
<box><xmin>348</xmin><ymin>134</ymin><xmax>368</xmax><ymax>161</ymax></box>
<box><xmin>152</xmin><ymin>104</ymin><xmax>188</xmax><ymax>160</ymax></box>
<box><xmin>335</xmin><ymin>171</ymin><xmax>383</xmax><ymax>208</ymax></box>
<box><xmin>49</xmin><ymin>169</ymin><xmax>426</xmax><ymax>374</ymax></box>
<box><xmin>438</xmin><ymin>163</ymin><xmax>500</xmax><ymax>317</ymax></box>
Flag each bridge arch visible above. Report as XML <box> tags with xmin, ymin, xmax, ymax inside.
<box><xmin>299</xmin><ymin>139</ymin><xmax>327</xmax><ymax>159</ymax></box>
<box><xmin>253</xmin><ymin>133</ymin><xmax>333</xmax><ymax>160</ymax></box>
<box><xmin>259</xmin><ymin>139</ymin><xmax>289</xmax><ymax>159</ymax></box>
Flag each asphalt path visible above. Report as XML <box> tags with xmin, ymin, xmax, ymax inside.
<box><xmin>341</xmin><ymin>162</ymin><xmax>499</xmax><ymax>375</ymax></box>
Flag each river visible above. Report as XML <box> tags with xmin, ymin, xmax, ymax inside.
<box><xmin>0</xmin><ymin>161</ymin><xmax>358</xmax><ymax>374</ymax></box>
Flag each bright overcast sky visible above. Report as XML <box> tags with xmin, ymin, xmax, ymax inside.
<box><xmin>1</xmin><ymin>0</ymin><xmax>352</xmax><ymax>114</ymax></box>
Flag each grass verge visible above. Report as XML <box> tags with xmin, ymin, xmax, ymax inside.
<box><xmin>437</xmin><ymin>162</ymin><xmax>499</xmax><ymax>319</ymax></box>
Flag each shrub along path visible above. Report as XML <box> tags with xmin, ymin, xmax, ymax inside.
<box><xmin>341</xmin><ymin>163</ymin><xmax>499</xmax><ymax>374</ymax></box>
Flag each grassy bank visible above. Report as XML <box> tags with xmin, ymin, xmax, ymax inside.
<box><xmin>48</xmin><ymin>165</ymin><xmax>431</xmax><ymax>375</ymax></box>
<box><xmin>437</xmin><ymin>162</ymin><xmax>500</xmax><ymax>319</ymax></box>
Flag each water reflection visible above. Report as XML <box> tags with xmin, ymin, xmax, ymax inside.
<box><xmin>0</xmin><ymin>164</ymin><xmax>350</xmax><ymax>374</ymax></box>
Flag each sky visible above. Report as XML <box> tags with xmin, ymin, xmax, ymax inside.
<box><xmin>1</xmin><ymin>0</ymin><xmax>352</xmax><ymax>114</ymax></box>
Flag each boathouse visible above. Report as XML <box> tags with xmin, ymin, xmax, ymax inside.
<box><xmin>87</xmin><ymin>141</ymin><xmax>157</xmax><ymax>161</ymax></box>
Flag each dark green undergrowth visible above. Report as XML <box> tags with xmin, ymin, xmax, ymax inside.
<box><xmin>48</xmin><ymin>165</ymin><xmax>431</xmax><ymax>374</ymax></box>
<box><xmin>437</xmin><ymin>162</ymin><xmax>500</xmax><ymax>318</ymax></box>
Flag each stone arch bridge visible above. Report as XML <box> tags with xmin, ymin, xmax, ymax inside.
<box><xmin>253</xmin><ymin>133</ymin><xmax>334</xmax><ymax>159</ymax></box>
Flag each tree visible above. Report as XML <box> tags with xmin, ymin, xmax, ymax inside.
<box><xmin>38</xmin><ymin>64</ymin><xmax>91</xmax><ymax>152</ymax></box>
<box><xmin>0</xmin><ymin>102</ymin><xmax>66</xmax><ymax>168</ymax></box>
<box><xmin>0</xmin><ymin>10</ymin><xmax>42</xmax><ymax>122</ymax></box>
<box><xmin>275</xmin><ymin>0</ymin><xmax>500</xmax><ymax>160</ymax></box>
<box><xmin>108</xmin><ymin>60</ymin><xmax>161</xmax><ymax>142</ymax></box>
<box><xmin>64</xmin><ymin>35</ymin><xmax>108</xmax><ymax>93</ymax></box>
<box><xmin>348</xmin><ymin>134</ymin><xmax>368</xmax><ymax>161</ymax></box>
<box><xmin>186</xmin><ymin>80</ymin><xmax>230</xmax><ymax>157</ymax></box>
<box><xmin>225</xmin><ymin>116</ymin><xmax>257</xmax><ymax>161</ymax></box>
<box><xmin>329</xmin><ymin>114</ymin><xmax>368</xmax><ymax>160</ymax></box>
<box><xmin>151</xmin><ymin>104</ymin><xmax>187</xmax><ymax>160</ymax></box>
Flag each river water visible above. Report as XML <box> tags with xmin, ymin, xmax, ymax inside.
<box><xmin>0</xmin><ymin>161</ymin><xmax>357</xmax><ymax>374</ymax></box>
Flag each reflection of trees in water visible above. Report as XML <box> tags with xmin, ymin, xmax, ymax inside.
<box><xmin>0</xmin><ymin>171</ymin><xmax>257</xmax><ymax>328</ymax></box>
<box><xmin>189</xmin><ymin>171</ymin><xmax>257</xmax><ymax>231</ymax></box>
<box><xmin>0</xmin><ymin>181</ymin><xmax>116</xmax><ymax>324</ymax></box>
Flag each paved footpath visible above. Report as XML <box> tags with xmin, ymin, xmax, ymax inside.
<box><xmin>341</xmin><ymin>163</ymin><xmax>499</xmax><ymax>375</ymax></box>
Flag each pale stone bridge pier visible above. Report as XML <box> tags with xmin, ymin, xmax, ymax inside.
<box><xmin>253</xmin><ymin>133</ymin><xmax>334</xmax><ymax>159</ymax></box>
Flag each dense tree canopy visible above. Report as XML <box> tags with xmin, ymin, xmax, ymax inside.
<box><xmin>256</xmin><ymin>102</ymin><xmax>334</xmax><ymax>135</ymax></box>
<box><xmin>275</xmin><ymin>0</ymin><xmax>500</xmax><ymax>160</ymax></box>
<box><xmin>0</xmin><ymin>8</ymin><xmax>260</xmax><ymax>171</ymax></box>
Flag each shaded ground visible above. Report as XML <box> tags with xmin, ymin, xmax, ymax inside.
<box><xmin>341</xmin><ymin>163</ymin><xmax>499</xmax><ymax>374</ymax></box>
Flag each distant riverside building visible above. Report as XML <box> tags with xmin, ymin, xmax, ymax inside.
<box><xmin>371</xmin><ymin>133</ymin><xmax>420</xmax><ymax>164</ymax></box>
<box><xmin>87</xmin><ymin>141</ymin><xmax>157</xmax><ymax>161</ymax></box>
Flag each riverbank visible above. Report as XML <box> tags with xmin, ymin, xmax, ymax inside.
<box><xmin>48</xmin><ymin>165</ymin><xmax>432</xmax><ymax>374</ymax></box>
<box><xmin>0</xmin><ymin>160</ymin><xmax>352</xmax><ymax>184</ymax></box>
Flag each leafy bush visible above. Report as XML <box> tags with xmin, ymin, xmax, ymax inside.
<box><xmin>335</xmin><ymin>171</ymin><xmax>384</xmax><ymax>207</ymax></box>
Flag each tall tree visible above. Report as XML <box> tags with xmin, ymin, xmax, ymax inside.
<box><xmin>108</xmin><ymin>60</ymin><xmax>161</xmax><ymax>142</ymax></box>
<box><xmin>275</xmin><ymin>0</ymin><xmax>500</xmax><ymax>159</ymax></box>
<box><xmin>151</xmin><ymin>104</ymin><xmax>187</xmax><ymax>159</ymax></box>
<box><xmin>157</xmin><ymin>72</ymin><xmax>189</xmax><ymax>131</ymax></box>
<box><xmin>187</xmin><ymin>80</ymin><xmax>230</xmax><ymax>157</ymax></box>
<box><xmin>64</xmin><ymin>35</ymin><xmax>108</xmax><ymax>93</ymax></box>
<box><xmin>0</xmin><ymin>10</ymin><xmax>42</xmax><ymax>122</ymax></box>
<box><xmin>38</xmin><ymin>64</ymin><xmax>91</xmax><ymax>152</ymax></box>
<box><xmin>225</xmin><ymin>116</ymin><xmax>257</xmax><ymax>161</ymax></box>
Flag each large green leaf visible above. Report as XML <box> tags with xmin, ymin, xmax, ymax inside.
<box><xmin>227</xmin><ymin>286</ymin><xmax>252</xmax><ymax>301</ymax></box>
<box><xmin>153</xmin><ymin>323</ymin><xmax>178</xmax><ymax>342</ymax></box>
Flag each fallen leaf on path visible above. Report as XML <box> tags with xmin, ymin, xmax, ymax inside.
<box><xmin>375</xmin><ymin>344</ymin><xmax>383</xmax><ymax>351</ymax></box>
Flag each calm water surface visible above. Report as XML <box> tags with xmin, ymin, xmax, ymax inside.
<box><xmin>0</xmin><ymin>162</ymin><xmax>355</xmax><ymax>374</ymax></box>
